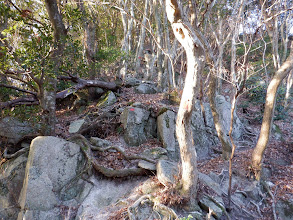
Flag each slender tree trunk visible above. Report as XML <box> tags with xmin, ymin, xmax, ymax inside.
<box><xmin>155</xmin><ymin>0</ymin><xmax>164</xmax><ymax>90</ymax></box>
<box><xmin>166</xmin><ymin>0</ymin><xmax>205</xmax><ymax>206</ymax></box>
<box><xmin>43</xmin><ymin>0</ymin><xmax>67</xmax><ymax>135</ymax></box>
<box><xmin>284</xmin><ymin>70</ymin><xmax>293</xmax><ymax>108</ymax></box>
<box><xmin>252</xmin><ymin>42</ymin><xmax>293</xmax><ymax>180</ymax></box>
<box><xmin>208</xmin><ymin>74</ymin><xmax>232</xmax><ymax>160</ymax></box>
<box><xmin>135</xmin><ymin>0</ymin><xmax>149</xmax><ymax>77</ymax></box>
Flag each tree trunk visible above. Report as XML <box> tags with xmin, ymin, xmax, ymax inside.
<box><xmin>135</xmin><ymin>0</ymin><xmax>149</xmax><ymax>77</ymax></box>
<box><xmin>252</xmin><ymin>42</ymin><xmax>293</xmax><ymax>180</ymax></box>
<box><xmin>208</xmin><ymin>74</ymin><xmax>232</xmax><ymax>160</ymax></box>
<box><xmin>166</xmin><ymin>0</ymin><xmax>205</xmax><ymax>206</ymax></box>
<box><xmin>284</xmin><ymin>70</ymin><xmax>293</xmax><ymax>108</ymax></box>
<box><xmin>154</xmin><ymin>0</ymin><xmax>164</xmax><ymax>90</ymax></box>
<box><xmin>43</xmin><ymin>0</ymin><xmax>67</xmax><ymax>135</ymax></box>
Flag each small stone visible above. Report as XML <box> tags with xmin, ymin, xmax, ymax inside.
<box><xmin>199</xmin><ymin>195</ymin><xmax>224</xmax><ymax>219</ymax></box>
<box><xmin>69</xmin><ymin>119</ymin><xmax>86</xmax><ymax>133</ymax></box>
<box><xmin>156</xmin><ymin>160</ymin><xmax>179</xmax><ymax>186</ymax></box>
<box><xmin>138</xmin><ymin>160</ymin><xmax>156</xmax><ymax>171</ymax></box>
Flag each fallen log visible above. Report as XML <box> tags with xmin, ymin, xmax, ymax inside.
<box><xmin>0</xmin><ymin>77</ymin><xmax>117</xmax><ymax>109</ymax></box>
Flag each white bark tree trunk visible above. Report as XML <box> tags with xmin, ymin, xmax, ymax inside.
<box><xmin>166</xmin><ymin>0</ymin><xmax>205</xmax><ymax>206</ymax></box>
<box><xmin>135</xmin><ymin>0</ymin><xmax>149</xmax><ymax>77</ymax></box>
<box><xmin>252</xmin><ymin>42</ymin><xmax>293</xmax><ymax>180</ymax></box>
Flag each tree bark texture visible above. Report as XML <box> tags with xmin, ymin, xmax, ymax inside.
<box><xmin>42</xmin><ymin>0</ymin><xmax>67</xmax><ymax>135</ymax></box>
<box><xmin>252</xmin><ymin>42</ymin><xmax>293</xmax><ymax>180</ymax></box>
<box><xmin>166</xmin><ymin>0</ymin><xmax>205</xmax><ymax>205</ymax></box>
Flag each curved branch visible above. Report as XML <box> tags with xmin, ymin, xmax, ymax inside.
<box><xmin>0</xmin><ymin>96</ymin><xmax>38</xmax><ymax>109</ymax></box>
<box><xmin>0</xmin><ymin>83</ymin><xmax>37</xmax><ymax>96</ymax></box>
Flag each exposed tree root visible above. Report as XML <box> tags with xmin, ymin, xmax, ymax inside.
<box><xmin>263</xmin><ymin>181</ymin><xmax>277</xmax><ymax>220</ymax></box>
<box><xmin>90</xmin><ymin>143</ymin><xmax>156</xmax><ymax>164</ymax></box>
<box><xmin>127</xmin><ymin>194</ymin><xmax>179</xmax><ymax>220</ymax></box>
<box><xmin>69</xmin><ymin>134</ymin><xmax>151</xmax><ymax>178</ymax></box>
<box><xmin>3</xmin><ymin>147</ymin><xmax>29</xmax><ymax>159</ymax></box>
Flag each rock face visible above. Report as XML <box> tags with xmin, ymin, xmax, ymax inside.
<box><xmin>157</xmin><ymin>110</ymin><xmax>176</xmax><ymax>156</ymax></box>
<box><xmin>17</xmin><ymin>136</ymin><xmax>86</xmax><ymax>219</ymax></box>
<box><xmin>0</xmin><ymin>154</ymin><xmax>27</xmax><ymax>220</ymax></box>
<box><xmin>0</xmin><ymin>117</ymin><xmax>37</xmax><ymax>145</ymax></box>
<box><xmin>120</xmin><ymin>107</ymin><xmax>156</xmax><ymax>146</ymax></box>
<box><xmin>191</xmin><ymin>102</ymin><xmax>217</xmax><ymax>158</ymax></box>
<box><xmin>191</xmin><ymin>96</ymin><xmax>244</xmax><ymax>158</ymax></box>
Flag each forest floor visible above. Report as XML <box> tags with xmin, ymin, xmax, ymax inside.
<box><xmin>47</xmin><ymin>84</ymin><xmax>293</xmax><ymax>219</ymax></box>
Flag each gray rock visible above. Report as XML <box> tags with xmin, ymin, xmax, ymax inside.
<box><xmin>124</xmin><ymin>77</ymin><xmax>141</xmax><ymax>87</ymax></box>
<box><xmin>128</xmin><ymin>199</ymin><xmax>156</xmax><ymax>220</ymax></box>
<box><xmin>199</xmin><ymin>195</ymin><xmax>224</xmax><ymax>219</ymax></box>
<box><xmin>120</xmin><ymin>107</ymin><xmax>154</xmax><ymax>146</ymax></box>
<box><xmin>135</xmin><ymin>83</ymin><xmax>157</xmax><ymax>94</ymax></box>
<box><xmin>191</xmin><ymin>103</ymin><xmax>217</xmax><ymax>159</ymax></box>
<box><xmin>214</xmin><ymin>95</ymin><xmax>244</xmax><ymax>140</ymax></box>
<box><xmin>208</xmin><ymin>172</ymin><xmax>221</xmax><ymax>184</ymax></box>
<box><xmin>0</xmin><ymin>117</ymin><xmax>37</xmax><ymax>145</ymax></box>
<box><xmin>198</xmin><ymin>172</ymin><xmax>223</xmax><ymax>196</ymax></box>
<box><xmin>90</xmin><ymin>137</ymin><xmax>112</xmax><ymax>148</ymax></box>
<box><xmin>157</xmin><ymin>110</ymin><xmax>176</xmax><ymax>154</ymax></box>
<box><xmin>141</xmin><ymin>147</ymin><xmax>168</xmax><ymax>160</ymax></box>
<box><xmin>18</xmin><ymin>208</ymin><xmax>61</xmax><ymax>220</ymax></box>
<box><xmin>145</xmin><ymin>116</ymin><xmax>157</xmax><ymax>138</ymax></box>
<box><xmin>156</xmin><ymin>160</ymin><xmax>179</xmax><ymax>186</ymax></box>
<box><xmin>276</xmin><ymin>198</ymin><xmax>293</xmax><ymax>220</ymax></box>
<box><xmin>243</xmin><ymin>181</ymin><xmax>262</xmax><ymax>202</ymax></box>
<box><xmin>138</xmin><ymin>160</ymin><xmax>156</xmax><ymax>171</ymax></box>
<box><xmin>69</xmin><ymin>119</ymin><xmax>86</xmax><ymax>134</ymax></box>
<box><xmin>18</xmin><ymin>136</ymin><xmax>86</xmax><ymax>219</ymax></box>
<box><xmin>139</xmin><ymin>178</ymin><xmax>161</xmax><ymax>195</ymax></box>
<box><xmin>232</xmin><ymin>192</ymin><xmax>247</xmax><ymax>207</ymax></box>
<box><xmin>191</xmin><ymin>96</ymin><xmax>244</xmax><ymax>159</ymax></box>
<box><xmin>0</xmin><ymin>154</ymin><xmax>27</xmax><ymax>220</ymax></box>
<box><xmin>76</xmin><ymin>176</ymin><xmax>142</xmax><ymax>219</ymax></box>
<box><xmin>97</xmin><ymin>91</ymin><xmax>117</xmax><ymax>107</ymax></box>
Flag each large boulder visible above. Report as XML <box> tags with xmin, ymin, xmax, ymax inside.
<box><xmin>0</xmin><ymin>154</ymin><xmax>28</xmax><ymax>220</ymax></box>
<box><xmin>124</xmin><ymin>77</ymin><xmax>141</xmax><ymax>87</ymax></box>
<box><xmin>214</xmin><ymin>95</ymin><xmax>244</xmax><ymax>139</ymax></box>
<box><xmin>135</xmin><ymin>83</ymin><xmax>157</xmax><ymax>94</ymax></box>
<box><xmin>120</xmin><ymin>107</ymin><xmax>156</xmax><ymax>146</ymax></box>
<box><xmin>17</xmin><ymin>136</ymin><xmax>86</xmax><ymax>219</ymax></box>
<box><xmin>0</xmin><ymin>117</ymin><xmax>37</xmax><ymax>145</ymax></box>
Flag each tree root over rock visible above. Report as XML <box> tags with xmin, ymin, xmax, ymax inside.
<box><xmin>127</xmin><ymin>194</ymin><xmax>179</xmax><ymax>220</ymax></box>
<box><xmin>68</xmin><ymin>134</ymin><xmax>154</xmax><ymax>178</ymax></box>
<box><xmin>3</xmin><ymin>146</ymin><xmax>29</xmax><ymax>159</ymax></box>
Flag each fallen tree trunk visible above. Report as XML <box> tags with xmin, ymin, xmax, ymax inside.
<box><xmin>0</xmin><ymin>77</ymin><xmax>118</xmax><ymax>109</ymax></box>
